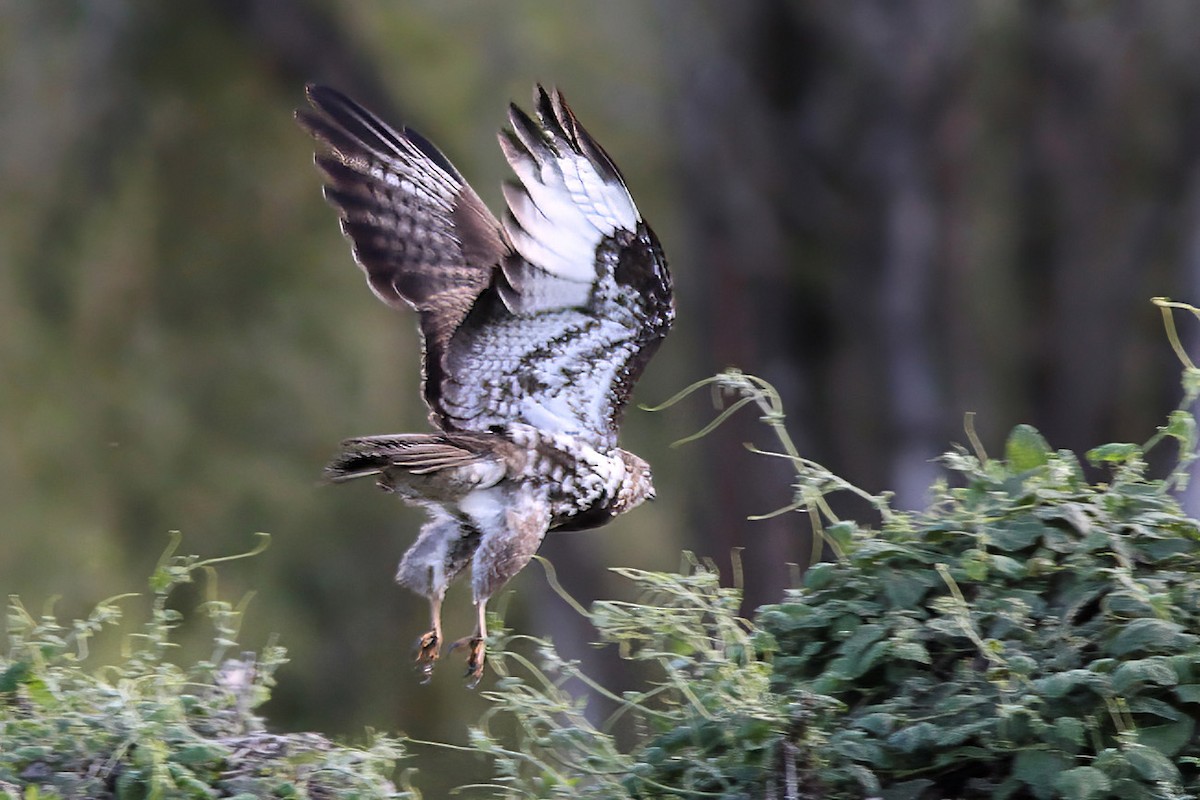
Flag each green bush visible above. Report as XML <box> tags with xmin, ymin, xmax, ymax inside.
<box><xmin>0</xmin><ymin>533</ymin><xmax>406</xmax><ymax>800</ymax></box>
<box><xmin>463</xmin><ymin>559</ymin><xmax>812</xmax><ymax>799</ymax></box>
<box><xmin>762</xmin><ymin>418</ymin><xmax>1200</xmax><ymax>799</ymax></box>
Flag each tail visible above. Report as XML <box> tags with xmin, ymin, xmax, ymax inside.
<box><xmin>323</xmin><ymin>433</ymin><xmax>498</xmax><ymax>483</ymax></box>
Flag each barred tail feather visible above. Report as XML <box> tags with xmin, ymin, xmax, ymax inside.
<box><xmin>323</xmin><ymin>433</ymin><xmax>503</xmax><ymax>483</ymax></box>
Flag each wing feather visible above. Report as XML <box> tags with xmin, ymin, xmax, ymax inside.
<box><xmin>439</xmin><ymin>86</ymin><xmax>674</xmax><ymax>448</ymax></box>
<box><xmin>297</xmin><ymin>85</ymin><xmax>508</xmax><ymax>430</ymax></box>
<box><xmin>301</xmin><ymin>85</ymin><xmax>673</xmax><ymax>449</ymax></box>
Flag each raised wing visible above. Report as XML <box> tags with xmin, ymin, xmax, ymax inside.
<box><xmin>300</xmin><ymin>85</ymin><xmax>673</xmax><ymax>449</ymax></box>
<box><xmin>436</xmin><ymin>86</ymin><xmax>675</xmax><ymax>449</ymax></box>
<box><xmin>296</xmin><ymin>85</ymin><xmax>507</xmax><ymax>429</ymax></box>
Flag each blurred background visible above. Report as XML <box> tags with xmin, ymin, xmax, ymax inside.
<box><xmin>5</xmin><ymin>0</ymin><xmax>1200</xmax><ymax>793</ymax></box>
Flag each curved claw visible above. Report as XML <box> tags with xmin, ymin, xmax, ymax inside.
<box><xmin>414</xmin><ymin>630</ymin><xmax>440</xmax><ymax>682</ymax></box>
<box><xmin>449</xmin><ymin>636</ymin><xmax>485</xmax><ymax>687</ymax></box>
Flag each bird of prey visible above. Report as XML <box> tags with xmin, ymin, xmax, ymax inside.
<box><xmin>297</xmin><ymin>84</ymin><xmax>674</xmax><ymax>684</ymax></box>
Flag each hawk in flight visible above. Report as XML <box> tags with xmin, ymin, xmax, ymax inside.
<box><xmin>297</xmin><ymin>84</ymin><xmax>674</xmax><ymax>683</ymax></box>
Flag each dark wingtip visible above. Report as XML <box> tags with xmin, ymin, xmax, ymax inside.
<box><xmin>296</xmin><ymin>84</ymin><xmax>321</xmax><ymax>125</ymax></box>
<box><xmin>295</xmin><ymin>84</ymin><xmax>344</xmax><ymax>134</ymax></box>
<box><xmin>401</xmin><ymin>125</ymin><xmax>461</xmax><ymax>179</ymax></box>
<box><xmin>304</xmin><ymin>83</ymin><xmax>346</xmax><ymax>110</ymax></box>
<box><xmin>507</xmin><ymin>100</ymin><xmax>536</xmax><ymax>131</ymax></box>
<box><xmin>533</xmin><ymin>83</ymin><xmax>556</xmax><ymax>127</ymax></box>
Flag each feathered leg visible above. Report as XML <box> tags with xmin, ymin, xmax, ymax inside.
<box><xmin>455</xmin><ymin>488</ymin><xmax>550</xmax><ymax>685</ymax></box>
<box><xmin>395</xmin><ymin>507</ymin><xmax>481</xmax><ymax>680</ymax></box>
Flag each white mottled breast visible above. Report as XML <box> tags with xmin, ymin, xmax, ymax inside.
<box><xmin>503</xmin><ymin>423</ymin><xmax>626</xmax><ymax>523</ymax></box>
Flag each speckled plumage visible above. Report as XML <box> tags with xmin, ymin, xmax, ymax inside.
<box><xmin>298</xmin><ymin>84</ymin><xmax>673</xmax><ymax>683</ymax></box>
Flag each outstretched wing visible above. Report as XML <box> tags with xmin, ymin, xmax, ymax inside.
<box><xmin>300</xmin><ymin>85</ymin><xmax>673</xmax><ymax>449</ymax></box>
<box><xmin>437</xmin><ymin>86</ymin><xmax>675</xmax><ymax>449</ymax></box>
<box><xmin>296</xmin><ymin>85</ymin><xmax>508</xmax><ymax>429</ymax></box>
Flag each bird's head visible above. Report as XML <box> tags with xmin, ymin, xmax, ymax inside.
<box><xmin>614</xmin><ymin>450</ymin><xmax>656</xmax><ymax>514</ymax></box>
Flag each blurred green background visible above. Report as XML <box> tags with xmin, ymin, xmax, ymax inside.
<box><xmin>5</xmin><ymin>0</ymin><xmax>1200</xmax><ymax>793</ymax></box>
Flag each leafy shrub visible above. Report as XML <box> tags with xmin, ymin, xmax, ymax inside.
<box><xmin>761</xmin><ymin>418</ymin><xmax>1200</xmax><ymax>799</ymax></box>
<box><xmin>0</xmin><ymin>533</ymin><xmax>406</xmax><ymax>800</ymax></box>
<box><xmin>750</xmin><ymin>301</ymin><xmax>1200</xmax><ymax>799</ymax></box>
<box><xmin>464</xmin><ymin>559</ymin><xmax>820</xmax><ymax>799</ymax></box>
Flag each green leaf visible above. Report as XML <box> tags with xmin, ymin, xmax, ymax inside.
<box><xmin>1053</xmin><ymin>766</ymin><xmax>1111</xmax><ymax>800</ymax></box>
<box><xmin>1037</xmin><ymin>503</ymin><xmax>1093</xmax><ymax>535</ymax></box>
<box><xmin>1050</xmin><ymin>717</ymin><xmax>1087</xmax><ymax>749</ymax></box>
<box><xmin>882</xmin><ymin>569</ymin><xmax>933</xmax><ymax>609</ymax></box>
<box><xmin>854</xmin><ymin>712</ymin><xmax>895</xmax><ymax>736</ymax></box>
<box><xmin>169</xmin><ymin>744</ymin><xmax>228</xmax><ymax>766</ymax></box>
<box><xmin>1108</xmin><ymin>618</ymin><xmax>1197</xmax><ymax>657</ymax></box>
<box><xmin>989</xmin><ymin>554</ymin><xmax>1025</xmax><ymax>578</ymax></box>
<box><xmin>1173</xmin><ymin>684</ymin><xmax>1200</xmax><ymax>703</ymax></box>
<box><xmin>1161</xmin><ymin>409</ymin><xmax>1197</xmax><ymax>449</ymax></box>
<box><xmin>881</xmin><ymin>779</ymin><xmax>935</xmax><ymax>800</ymax></box>
<box><xmin>1032</xmin><ymin>670</ymin><xmax>1111</xmax><ymax>699</ymax></box>
<box><xmin>1086</xmin><ymin>442</ymin><xmax>1141</xmax><ymax>466</ymax></box>
<box><xmin>1126</xmin><ymin>696</ymin><xmax>1184</xmax><ymax>722</ymax></box>
<box><xmin>1138</xmin><ymin>537</ymin><xmax>1194</xmax><ymax>562</ymax></box>
<box><xmin>830</xmin><ymin>624</ymin><xmax>887</xmax><ymax>679</ymax></box>
<box><xmin>825</xmin><ymin>521</ymin><xmax>857</xmax><ymax>554</ymax></box>
<box><xmin>1136</xmin><ymin>716</ymin><xmax>1194</xmax><ymax>757</ymax></box>
<box><xmin>803</xmin><ymin>562</ymin><xmax>837</xmax><ymax>590</ymax></box>
<box><xmin>1111</xmin><ymin>657</ymin><xmax>1178</xmax><ymax>694</ymax></box>
<box><xmin>1124</xmin><ymin>742</ymin><xmax>1180</xmax><ymax>782</ymax></box>
<box><xmin>886</xmin><ymin>722</ymin><xmax>939</xmax><ymax>754</ymax></box>
<box><xmin>962</xmin><ymin>548</ymin><xmax>989</xmax><ymax>581</ymax></box>
<box><xmin>828</xmin><ymin>730</ymin><xmax>884</xmax><ymax>764</ymax></box>
<box><xmin>0</xmin><ymin>661</ymin><xmax>30</xmax><ymax>694</ymax></box>
<box><xmin>1006</xmin><ymin>425</ymin><xmax>1051</xmax><ymax>471</ymax></box>
<box><xmin>1103</xmin><ymin>592</ymin><xmax>1156</xmax><ymax>618</ymax></box>
<box><xmin>891</xmin><ymin>640</ymin><xmax>931</xmax><ymax>664</ymax></box>
<box><xmin>989</xmin><ymin>519</ymin><xmax>1045</xmax><ymax>551</ymax></box>
<box><xmin>21</xmin><ymin>676</ymin><xmax>56</xmax><ymax>708</ymax></box>
<box><xmin>1014</xmin><ymin>750</ymin><xmax>1073</xmax><ymax>799</ymax></box>
<box><xmin>934</xmin><ymin>719</ymin><xmax>994</xmax><ymax>747</ymax></box>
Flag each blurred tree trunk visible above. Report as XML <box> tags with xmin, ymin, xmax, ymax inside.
<box><xmin>660</xmin><ymin>0</ymin><xmax>1200</xmax><ymax>608</ymax></box>
<box><xmin>660</xmin><ymin>1</ymin><xmax>812</xmax><ymax>611</ymax></box>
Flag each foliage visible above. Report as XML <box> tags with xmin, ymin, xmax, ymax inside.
<box><xmin>762</xmin><ymin>413</ymin><xmax>1200</xmax><ymax>799</ymax></box>
<box><xmin>459</xmin><ymin>558</ymin><xmax>824</xmax><ymax>799</ymax></box>
<box><xmin>0</xmin><ymin>532</ymin><xmax>407</xmax><ymax>800</ymax></box>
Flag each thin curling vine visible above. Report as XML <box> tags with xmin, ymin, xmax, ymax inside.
<box><xmin>642</xmin><ymin>368</ymin><xmax>894</xmax><ymax>568</ymax></box>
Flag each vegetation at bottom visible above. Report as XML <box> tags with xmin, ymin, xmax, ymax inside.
<box><xmin>9</xmin><ymin>300</ymin><xmax>1200</xmax><ymax>798</ymax></box>
<box><xmin>0</xmin><ymin>533</ymin><xmax>406</xmax><ymax>800</ymax></box>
